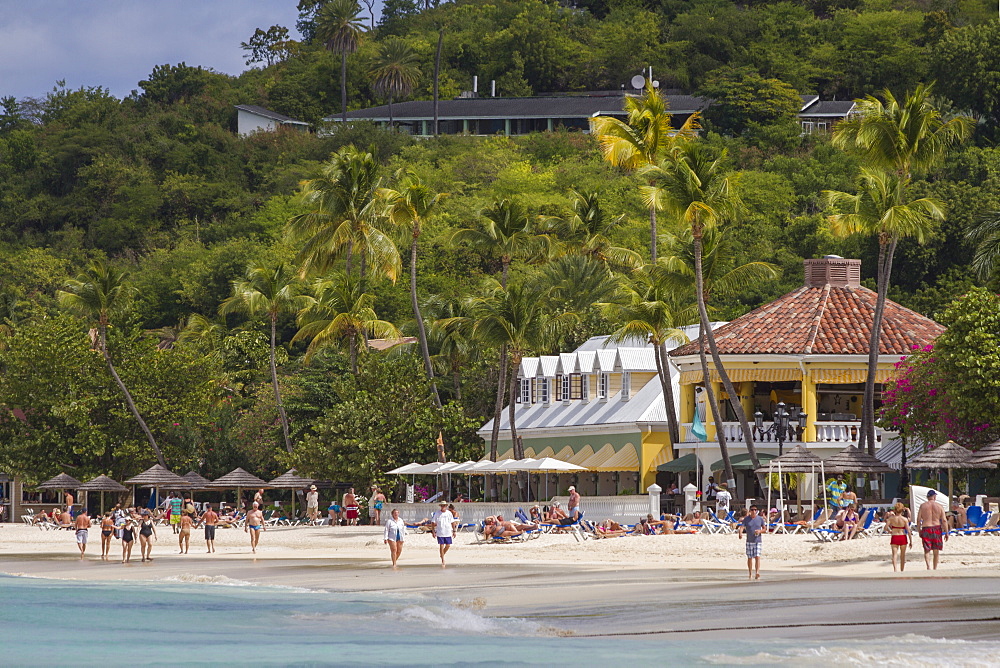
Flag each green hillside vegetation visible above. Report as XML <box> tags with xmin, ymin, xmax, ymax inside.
<box><xmin>1</xmin><ymin>0</ymin><xmax>999</xmax><ymax>490</ymax></box>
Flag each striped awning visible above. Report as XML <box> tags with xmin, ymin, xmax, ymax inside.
<box><xmin>650</xmin><ymin>444</ymin><xmax>674</xmax><ymax>468</ymax></box>
<box><xmin>497</xmin><ymin>448</ymin><xmax>515</xmax><ymax>460</ymax></box>
<box><xmin>566</xmin><ymin>445</ymin><xmax>595</xmax><ymax>466</ymax></box>
<box><xmin>679</xmin><ymin>368</ymin><xmax>802</xmax><ymax>384</ymax></box>
<box><xmin>553</xmin><ymin>445</ymin><xmax>575</xmax><ymax>461</ymax></box>
<box><xmin>525</xmin><ymin>445</ymin><xmax>554</xmax><ymax>459</ymax></box>
<box><xmin>594</xmin><ymin>445</ymin><xmax>640</xmax><ymax>471</ymax></box>
<box><xmin>809</xmin><ymin>368</ymin><xmax>897</xmax><ymax>384</ymax></box>
<box><xmin>579</xmin><ymin>444</ymin><xmax>616</xmax><ymax>469</ymax></box>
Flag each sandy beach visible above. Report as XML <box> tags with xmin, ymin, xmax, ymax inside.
<box><xmin>4</xmin><ymin>522</ymin><xmax>1000</xmax><ymax>644</ymax></box>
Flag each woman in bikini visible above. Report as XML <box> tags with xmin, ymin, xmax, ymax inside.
<box><xmin>138</xmin><ymin>511</ymin><xmax>157</xmax><ymax>562</ymax></box>
<box><xmin>100</xmin><ymin>513</ymin><xmax>115</xmax><ymax>560</ymax></box>
<box><xmin>839</xmin><ymin>503</ymin><xmax>860</xmax><ymax>541</ymax></box>
<box><xmin>887</xmin><ymin>502</ymin><xmax>912</xmax><ymax>572</ymax></box>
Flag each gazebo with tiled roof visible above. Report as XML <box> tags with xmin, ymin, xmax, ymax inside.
<box><xmin>669</xmin><ymin>256</ymin><xmax>943</xmax><ymax>454</ymax></box>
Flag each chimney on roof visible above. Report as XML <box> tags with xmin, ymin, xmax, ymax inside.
<box><xmin>804</xmin><ymin>256</ymin><xmax>861</xmax><ymax>288</ymax></box>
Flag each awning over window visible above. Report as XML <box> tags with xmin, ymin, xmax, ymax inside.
<box><xmin>810</xmin><ymin>368</ymin><xmax>896</xmax><ymax>384</ymax></box>
<box><xmin>650</xmin><ymin>444</ymin><xmax>674</xmax><ymax>468</ymax></box>
<box><xmin>658</xmin><ymin>452</ymin><xmax>699</xmax><ymax>472</ymax></box>
<box><xmin>594</xmin><ymin>445</ymin><xmax>639</xmax><ymax>471</ymax></box>
<box><xmin>679</xmin><ymin>368</ymin><xmax>802</xmax><ymax>384</ymax></box>
<box><xmin>579</xmin><ymin>443</ymin><xmax>616</xmax><ymax>469</ymax></box>
<box><xmin>566</xmin><ymin>445</ymin><xmax>595</xmax><ymax>466</ymax></box>
<box><xmin>524</xmin><ymin>445</ymin><xmax>554</xmax><ymax>458</ymax></box>
<box><xmin>710</xmin><ymin>452</ymin><xmax>777</xmax><ymax>471</ymax></box>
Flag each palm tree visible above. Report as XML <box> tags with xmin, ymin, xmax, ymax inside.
<box><xmin>823</xmin><ymin>169</ymin><xmax>945</xmax><ymax>453</ymax></box>
<box><xmin>542</xmin><ymin>189</ymin><xmax>642</xmax><ymax>271</ymax></box>
<box><xmin>370</xmin><ymin>38</ymin><xmax>421</xmax><ymax>130</ymax></box>
<box><xmin>57</xmin><ymin>260</ymin><xmax>167</xmax><ymax>468</ymax></box>
<box><xmin>219</xmin><ymin>263</ymin><xmax>307</xmax><ymax>454</ymax></box>
<box><xmin>640</xmin><ymin>141</ymin><xmax>762</xmax><ymax>484</ymax></box>
<box><xmin>452</xmin><ymin>198</ymin><xmax>550</xmax><ymax>466</ymax></box>
<box><xmin>287</xmin><ymin>145</ymin><xmax>400</xmax><ymax>283</ymax></box>
<box><xmin>380</xmin><ymin>171</ymin><xmax>448</xmax><ymax>407</ymax></box>
<box><xmin>832</xmin><ymin>85</ymin><xmax>972</xmax><ymax>454</ymax></box>
<box><xmin>315</xmin><ymin>0</ymin><xmax>367</xmax><ymax>123</ymax></box>
<box><xmin>599</xmin><ymin>265</ymin><xmax>686</xmax><ymax>446</ymax></box>
<box><xmin>590</xmin><ymin>83</ymin><xmax>700</xmax><ymax>261</ymax></box>
<box><xmin>177</xmin><ymin>313</ymin><xmax>227</xmax><ymax>362</ymax></box>
<box><xmin>293</xmin><ymin>272</ymin><xmax>400</xmax><ymax>374</ymax></box>
<box><xmin>968</xmin><ymin>212</ymin><xmax>1000</xmax><ymax>280</ymax></box>
<box><xmin>426</xmin><ymin>295</ymin><xmax>474</xmax><ymax>403</ymax></box>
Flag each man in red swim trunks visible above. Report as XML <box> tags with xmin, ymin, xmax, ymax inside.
<box><xmin>916</xmin><ymin>489</ymin><xmax>948</xmax><ymax>570</ymax></box>
<box><xmin>343</xmin><ymin>488</ymin><xmax>359</xmax><ymax>526</ymax></box>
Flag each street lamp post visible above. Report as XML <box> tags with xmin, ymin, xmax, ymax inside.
<box><xmin>774</xmin><ymin>402</ymin><xmax>789</xmax><ymax>456</ymax></box>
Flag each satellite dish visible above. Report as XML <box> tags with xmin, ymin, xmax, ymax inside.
<box><xmin>630</xmin><ymin>75</ymin><xmax>645</xmax><ymax>90</ymax></box>
<box><xmin>653</xmin><ymin>80</ymin><xmax>660</xmax><ymax>88</ymax></box>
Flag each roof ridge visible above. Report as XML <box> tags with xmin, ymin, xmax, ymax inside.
<box><xmin>803</xmin><ymin>284</ymin><xmax>830</xmax><ymax>354</ymax></box>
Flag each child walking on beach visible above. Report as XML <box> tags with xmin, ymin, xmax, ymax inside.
<box><xmin>738</xmin><ymin>505</ymin><xmax>765</xmax><ymax>581</ymax></box>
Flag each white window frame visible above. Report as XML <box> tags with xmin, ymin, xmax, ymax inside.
<box><xmin>581</xmin><ymin>374</ymin><xmax>590</xmax><ymax>401</ymax></box>
<box><xmin>621</xmin><ymin>371</ymin><xmax>631</xmax><ymax>401</ymax></box>
<box><xmin>519</xmin><ymin>377</ymin><xmax>531</xmax><ymax>405</ymax></box>
<box><xmin>540</xmin><ymin>378</ymin><xmax>550</xmax><ymax>404</ymax></box>
<box><xmin>561</xmin><ymin>374</ymin><xmax>571</xmax><ymax>401</ymax></box>
<box><xmin>598</xmin><ymin>372</ymin><xmax>609</xmax><ymax>400</ymax></box>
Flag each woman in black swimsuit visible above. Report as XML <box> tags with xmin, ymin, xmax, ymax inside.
<box><xmin>100</xmin><ymin>513</ymin><xmax>115</xmax><ymax>560</ymax></box>
<box><xmin>138</xmin><ymin>512</ymin><xmax>157</xmax><ymax>562</ymax></box>
<box><xmin>121</xmin><ymin>520</ymin><xmax>136</xmax><ymax>564</ymax></box>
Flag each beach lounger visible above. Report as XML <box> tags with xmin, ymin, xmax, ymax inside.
<box><xmin>960</xmin><ymin>513</ymin><xmax>999</xmax><ymax>535</ymax></box>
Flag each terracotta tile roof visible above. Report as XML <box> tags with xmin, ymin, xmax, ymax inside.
<box><xmin>670</xmin><ymin>285</ymin><xmax>943</xmax><ymax>357</ymax></box>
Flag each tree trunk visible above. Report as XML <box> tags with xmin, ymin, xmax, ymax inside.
<box><xmin>270</xmin><ymin>316</ymin><xmax>293</xmax><ymax>454</ymax></box>
<box><xmin>501</xmin><ymin>259</ymin><xmax>509</xmax><ymax>288</ymax></box>
<box><xmin>349</xmin><ymin>332</ymin><xmax>359</xmax><ymax>374</ymax></box>
<box><xmin>861</xmin><ymin>237</ymin><xmax>897</xmax><ymax>455</ymax></box>
<box><xmin>488</xmin><ymin>344</ymin><xmax>508</xmax><ymax>499</ymax></box>
<box><xmin>388</xmin><ymin>94</ymin><xmax>394</xmax><ymax>129</ymax></box>
<box><xmin>508</xmin><ymin>359</ymin><xmax>525</xmax><ymax>502</ymax></box>
<box><xmin>698</xmin><ymin>322</ymin><xmax>735</xmax><ymax>489</ymax></box>
<box><xmin>410</xmin><ymin>234</ymin><xmax>441</xmax><ymax>407</ymax></box>
<box><xmin>100</xmin><ymin>325</ymin><xmax>167</xmax><ymax>468</ymax></box>
<box><xmin>649</xmin><ymin>206</ymin><xmax>657</xmax><ymax>262</ymax></box>
<box><xmin>433</xmin><ymin>28</ymin><xmax>443</xmax><ymax>136</ymax></box>
<box><xmin>655</xmin><ymin>341</ymin><xmax>680</xmax><ymax>447</ymax></box>
<box><xmin>340</xmin><ymin>52</ymin><xmax>348</xmax><ymax>123</ymax></box>
<box><xmin>345</xmin><ymin>239</ymin><xmax>353</xmax><ymax>276</ymax></box>
<box><xmin>452</xmin><ymin>358</ymin><xmax>463</xmax><ymax>402</ymax></box>
<box><xmin>693</xmin><ymin>232</ymin><xmax>762</xmax><ymax>475</ymax></box>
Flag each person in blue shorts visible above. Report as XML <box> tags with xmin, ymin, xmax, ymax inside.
<box><xmin>738</xmin><ymin>505</ymin><xmax>766</xmax><ymax>581</ymax></box>
<box><xmin>432</xmin><ymin>501</ymin><xmax>456</xmax><ymax>567</ymax></box>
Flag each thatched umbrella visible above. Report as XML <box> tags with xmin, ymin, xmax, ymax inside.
<box><xmin>37</xmin><ymin>473</ymin><xmax>84</xmax><ymax>510</ymax></box>
<box><xmin>969</xmin><ymin>440</ymin><xmax>1000</xmax><ymax>466</ymax></box>
<box><xmin>906</xmin><ymin>440</ymin><xmax>996</xmax><ymax>501</ymax></box>
<box><xmin>268</xmin><ymin>469</ymin><xmax>314</xmax><ymax>518</ymax></box>
<box><xmin>182</xmin><ymin>471</ymin><xmax>213</xmax><ymax>491</ymax></box>
<box><xmin>78</xmin><ymin>475</ymin><xmax>128</xmax><ymax>515</ymax></box>
<box><xmin>822</xmin><ymin>445</ymin><xmax>894</xmax><ymax>475</ymax></box>
<box><xmin>124</xmin><ymin>465</ymin><xmax>191</xmax><ymax>509</ymax></box>
<box><xmin>206</xmin><ymin>468</ymin><xmax>269</xmax><ymax>511</ymax></box>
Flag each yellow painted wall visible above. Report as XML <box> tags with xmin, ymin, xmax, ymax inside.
<box><xmin>640</xmin><ymin>430</ymin><xmax>671</xmax><ymax>491</ymax></box>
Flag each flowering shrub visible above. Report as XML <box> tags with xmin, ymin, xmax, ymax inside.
<box><xmin>880</xmin><ymin>289</ymin><xmax>1000</xmax><ymax>448</ymax></box>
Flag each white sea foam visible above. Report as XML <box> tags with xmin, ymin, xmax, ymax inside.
<box><xmin>162</xmin><ymin>573</ymin><xmax>316</xmax><ymax>593</ymax></box>
<box><xmin>703</xmin><ymin>635</ymin><xmax>1000</xmax><ymax>667</ymax></box>
<box><xmin>387</xmin><ymin>604</ymin><xmax>543</xmax><ymax>636</ymax></box>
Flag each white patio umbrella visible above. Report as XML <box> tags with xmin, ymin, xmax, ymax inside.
<box><xmin>519</xmin><ymin>458</ymin><xmax>587</xmax><ymax>500</ymax></box>
<box><xmin>387</xmin><ymin>463</ymin><xmax>422</xmax><ymax>475</ymax></box>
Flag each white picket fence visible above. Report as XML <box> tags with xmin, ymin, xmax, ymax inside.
<box><xmin>385</xmin><ymin>495</ymin><xmax>653</xmax><ymax>526</ymax></box>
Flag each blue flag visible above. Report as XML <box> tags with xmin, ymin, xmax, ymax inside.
<box><xmin>692</xmin><ymin>405</ymin><xmax>707</xmax><ymax>442</ymax></box>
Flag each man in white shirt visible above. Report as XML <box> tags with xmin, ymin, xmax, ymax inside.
<box><xmin>432</xmin><ymin>501</ymin><xmax>456</xmax><ymax>567</ymax></box>
<box><xmin>306</xmin><ymin>485</ymin><xmax>319</xmax><ymax>522</ymax></box>
<box><xmin>716</xmin><ymin>483</ymin><xmax>733</xmax><ymax>517</ymax></box>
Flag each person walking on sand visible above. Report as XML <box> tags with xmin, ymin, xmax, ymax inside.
<box><xmin>738</xmin><ymin>505</ymin><xmax>765</xmax><ymax>580</ymax></box>
<box><xmin>203</xmin><ymin>503</ymin><xmax>218</xmax><ymax>553</ymax></box>
<box><xmin>100</xmin><ymin>512</ymin><xmax>115</xmax><ymax>560</ymax></box>
<box><xmin>169</xmin><ymin>493</ymin><xmax>182</xmax><ymax>534</ymax></box>
<box><xmin>178</xmin><ymin>511</ymin><xmax>193</xmax><ymax>554</ymax></box>
<box><xmin>887</xmin><ymin>502</ymin><xmax>912</xmax><ymax>572</ymax></box>
<box><xmin>371</xmin><ymin>486</ymin><xmax>386</xmax><ymax>525</ymax></box>
<box><xmin>246</xmin><ymin>502</ymin><xmax>265</xmax><ymax>553</ymax></box>
<box><xmin>74</xmin><ymin>509</ymin><xmax>90</xmax><ymax>558</ymax></box>
<box><xmin>138</xmin><ymin>510</ymin><xmax>157</xmax><ymax>562</ymax></box>
<box><xmin>306</xmin><ymin>485</ymin><xmax>319</xmax><ymax>522</ymax></box>
<box><xmin>432</xmin><ymin>501</ymin><xmax>456</xmax><ymax>567</ymax></box>
<box><xmin>568</xmin><ymin>486</ymin><xmax>581</xmax><ymax>520</ymax></box>
<box><xmin>917</xmin><ymin>490</ymin><xmax>948</xmax><ymax>570</ymax></box>
<box><xmin>121</xmin><ymin>518</ymin><xmax>136</xmax><ymax>563</ymax></box>
<box><xmin>65</xmin><ymin>490</ymin><xmax>74</xmax><ymax>513</ymax></box>
<box><xmin>343</xmin><ymin>488</ymin><xmax>359</xmax><ymax>526</ymax></box>
<box><xmin>384</xmin><ymin>508</ymin><xmax>407</xmax><ymax>568</ymax></box>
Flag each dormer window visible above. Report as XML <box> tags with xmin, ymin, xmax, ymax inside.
<box><xmin>581</xmin><ymin>374</ymin><xmax>590</xmax><ymax>402</ymax></box>
<box><xmin>519</xmin><ymin>377</ymin><xmax>531</xmax><ymax>405</ymax></box>
<box><xmin>621</xmin><ymin>372</ymin><xmax>631</xmax><ymax>401</ymax></box>
<box><xmin>598</xmin><ymin>372</ymin><xmax>609</xmax><ymax>401</ymax></box>
<box><xmin>561</xmin><ymin>374</ymin><xmax>570</xmax><ymax>402</ymax></box>
<box><xmin>570</xmin><ymin>373</ymin><xmax>582</xmax><ymax>400</ymax></box>
<box><xmin>540</xmin><ymin>378</ymin><xmax>550</xmax><ymax>404</ymax></box>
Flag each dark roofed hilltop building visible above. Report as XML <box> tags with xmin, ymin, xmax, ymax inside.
<box><xmin>798</xmin><ymin>95</ymin><xmax>857</xmax><ymax>135</ymax></box>
<box><xmin>325</xmin><ymin>92</ymin><xmax>710</xmax><ymax>137</ymax></box>
<box><xmin>235</xmin><ymin>105</ymin><xmax>310</xmax><ymax>136</ymax></box>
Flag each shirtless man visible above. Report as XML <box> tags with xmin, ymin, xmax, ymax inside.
<box><xmin>74</xmin><ymin>509</ymin><xmax>90</xmax><ymax>558</ymax></box>
<box><xmin>178</xmin><ymin>512</ymin><xmax>193</xmax><ymax>554</ymax></box>
<box><xmin>58</xmin><ymin>508</ymin><xmax>73</xmax><ymax>528</ymax></box>
<box><xmin>65</xmin><ymin>491</ymin><xmax>74</xmax><ymax>512</ymax></box>
<box><xmin>343</xmin><ymin>488</ymin><xmax>359</xmax><ymax>526</ymax></box>
<box><xmin>886</xmin><ymin>502</ymin><xmax>912</xmax><ymax>572</ymax></box>
<box><xmin>245</xmin><ymin>502</ymin><xmax>265</xmax><ymax>553</ymax></box>
<box><xmin>568</xmin><ymin>486</ymin><xmax>581</xmax><ymax>520</ymax></box>
<box><xmin>916</xmin><ymin>490</ymin><xmax>948</xmax><ymax>570</ymax></box>
<box><xmin>547</xmin><ymin>502</ymin><xmax>568</xmax><ymax>523</ymax></box>
<box><xmin>203</xmin><ymin>503</ymin><xmax>219</xmax><ymax>553</ymax></box>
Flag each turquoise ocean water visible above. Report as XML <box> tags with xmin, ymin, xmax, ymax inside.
<box><xmin>2</xmin><ymin>574</ymin><xmax>998</xmax><ymax>666</ymax></box>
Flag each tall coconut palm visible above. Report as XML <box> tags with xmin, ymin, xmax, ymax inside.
<box><xmin>599</xmin><ymin>265</ymin><xmax>686</xmax><ymax>446</ymax></box>
<box><xmin>370</xmin><ymin>38</ymin><xmax>421</xmax><ymax>129</ymax></box>
<box><xmin>426</xmin><ymin>295</ymin><xmax>475</xmax><ymax>403</ymax></box>
<box><xmin>640</xmin><ymin>141</ymin><xmax>761</xmax><ymax>485</ymax></box>
<box><xmin>219</xmin><ymin>263</ymin><xmax>307</xmax><ymax>454</ymax></box>
<box><xmin>57</xmin><ymin>260</ymin><xmax>167</xmax><ymax>468</ymax></box>
<box><xmin>293</xmin><ymin>272</ymin><xmax>400</xmax><ymax>374</ymax></box>
<box><xmin>968</xmin><ymin>212</ymin><xmax>1000</xmax><ymax>280</ymax></box>
<box><xmin>542</xmin><ymin>189</ymin><xmax>642</xmax><ymax>271</ymax></box>
<box><xmin>832</xmin><ymin>85</ymin><xmax>972</xmax><ymax>453</ymax></box>
<box><xmin>287</xmin><ymin>145</ymin><xmax>400</xmax><ymax>283</ymax></box>
<box><xmin>823</xmin><ymin>169</ymin><xmax>945</xmax><ymax>453</ymax></box>
<box><xmin>590</xmin><ymin>83</ymin><xmax>700</xmax><ymax>262</ymax></box>
<box><xmin>177</xmin><ymin>313</ymin><xmax>228</xmax><ymax>362</ymax></box>
<box><xmin>451</xmin><ymin>198</ymin><xmax>550</xmax><ymax>467</ymax></box>
<box><xmin>315</xmin><ymin>0</ymin><xmax>367</xmax><ymax>123</ymax></box>
<box><xmin>379</xmin><ymin>171</ymin><xmax>447</xmax><ymax>407</ymax></box>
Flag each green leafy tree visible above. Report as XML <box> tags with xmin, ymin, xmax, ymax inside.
<box><xmin>241</xmin><ymin>25</ymin><xmax>298</xmax><ymax>67</ymax></box>
<box><xmin>57</xmin><ymin>260</ymin><xmax>168</xmax><ymax>468</ymax></box>
<box><xmin>697</xmin><ymin>67</ymin><xmax>802</xmax><ymax>140</ymax></box>
<box><xmin>380</xmin><ymin>171</ymin><xmax>447</xmax><ymax>406</ymax></box>
<box><xmin>315</xmin><ymin>0</ymin><xmax>367</xmax><ymax>123</ymax></box>
<box><xmin>542</xmin><ymin>189</ymin><xmax>641</xmax><ymax>271</ymax></box>
<box><xmin>933</xmin><ymin>20</ymin><xmax>1000</xmax><ymax>139</ymax></box>
<box><xmin>370</xmin><ymin>37</ymin><xmax>422</xmax><ymax>129</ymax></box>
<box><xmin>219</xmin><ymin>263</ymin><xmax>307</xmax><ymax>454</ymax></box>
<box><xmin>590</xmin><ymin>83</ymin><xmax>700</xmax><ymax>261</ymax></box>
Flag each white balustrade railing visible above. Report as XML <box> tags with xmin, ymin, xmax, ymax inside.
<box><xmin>385</xmin><ymin>495</ymin><xmax>652</xmax><ymax>526</ymax></box>
<box><xmin>679</xmin><ymin>421</ymin><xmax>896</xmax><ymax>445</ymax></box>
